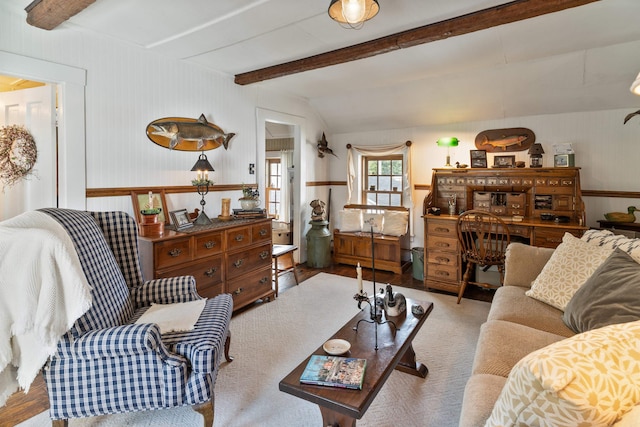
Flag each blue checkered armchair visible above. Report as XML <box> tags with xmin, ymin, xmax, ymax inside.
<box><xmin>39</xmin><ymin>208</ymin><xmax>233</xmax><ymax>427</ymax></box>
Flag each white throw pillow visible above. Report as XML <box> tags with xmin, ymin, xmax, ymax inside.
<box><xmin>382</xmin><ymin>210</ymin><xmax>408</xmax><ymax>236</ymax></box>
<box><xmin>361</xmin><ymin>213</ymin><xmax>383</xmax><ymax>234</ymax></box>
<box><xmin>486</xmin><ymin>320</ymin><xmax>640</xmax><ymax>427</ymax></box>
<box><xmin>338</xmin><ymin>209</ymin><xmax>362</xmax><ymax>232</ymax></box>
<box><xmin>525</xmin><ymin>232</ymin><xmax>613</xmax><ymax>311</ymax></box>
<box><xmin>581</xmin><ymin>228</ymin><xmax>640</xmax><ymax>263</ymax></box>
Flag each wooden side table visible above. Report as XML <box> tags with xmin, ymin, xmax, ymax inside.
<box><xmin>272</xmin><ymin>244</ymin><xmax>299</xmax><ymax>297</ymax></box>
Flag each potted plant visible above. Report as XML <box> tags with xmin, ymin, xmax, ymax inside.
<box><xmin>140</xmin><ymin>193</ymin><xmax>162</xmax><ymax>224</ymax></box>
<box><xmin>239</xmin><ymin>184</ymin><xmax>260</xmax><ymax>210</ymax></box>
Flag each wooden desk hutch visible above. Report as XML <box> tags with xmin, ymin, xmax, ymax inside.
<box><xmin>424</xmin><ymin>167</ymin><xmax>588</xmax><ymax>294</ymax></box>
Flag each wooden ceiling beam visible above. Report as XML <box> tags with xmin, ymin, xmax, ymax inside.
<box><xmin>25</xmin><ymin>0</ymin><xmax>96</xmax><ymax>31</ymax></box>
<box><xmin>234</xmin><ymin>0</ymin><xmax>598</xmax><ymax>85</ymax></box>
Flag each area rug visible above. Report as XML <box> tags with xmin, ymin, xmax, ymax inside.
<box><xmin>19</xmin><ymin>273</ymin><xmax>490</xmax><ymax>427</ymax></box>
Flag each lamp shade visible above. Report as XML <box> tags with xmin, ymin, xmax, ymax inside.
<box><xmin>631</xmin><ymin>72</ymin><xmax>640</xmax><ymax>95</ymax></box>
<box><xmin>328</xmin><ymin>0</ymin><xmax>379</xmax><ymax>27</ymax></box>
<box><xmin>190</xmin><ymin>153</ymin><xmax>214</xmax><ymax>171</ymax></box>
<box><xmin>528</xmin><ymin>143</ymin><xmax>545</xmax><ymax>155</ymax></box>
<box><xmin>436</xmin><ymin>137</ymin><xmax>459</xmax><ymax>147</ymax></box>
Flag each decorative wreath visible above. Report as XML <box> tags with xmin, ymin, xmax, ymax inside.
<box><xmin>0</xmin><ymin>125</ymin><xmax>37</xmax><ymax>187</ymax></box>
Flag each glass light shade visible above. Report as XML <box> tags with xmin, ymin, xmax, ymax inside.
<box><xmin>631</xmin><ymin>72</ymin><xmax>640</xmax><ymax>95</ymax></box>
<box><xmin>328</xmin><ymin>0</ymin><xmax>379</xmax><ymax>27</ymax></box>
<box><xmin>436</xmin><ymin>137</ymin><xmax>459</xmax><ymax>147</ymax></box>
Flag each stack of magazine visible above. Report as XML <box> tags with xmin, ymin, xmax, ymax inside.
<box><xmin>299</xmin><ymin>355</ymin><xmax>367</xmax><ymax>390</ymax></box>
<box><xmin>232</xmin><ymin>208</ymin><xmax>267</xmax><ymax>219</ymax></box>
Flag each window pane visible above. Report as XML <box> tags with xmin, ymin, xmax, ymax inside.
<box><xmin>368</xmin><ymin>176</ymin><xmax>377</xmax><ymax>190</ymax></box>
<box><xmin>366</xmin><ymin>193</ymin><xmax>377</xmax><ymax>205</ymax></box>
<box><xmin>380</xmin><ymin>160</ymin><xmax>391</xmax><ymax>175</ymax></box>
<box><xmin>378</xmin><ymin>176</ymin><xmax>391</xmax><ymax>191</ymax></box>
<box><xmin>377</xmin><ymin>193</ymin><xmax>390</xmax><ymax>205</ymax></box>
<box><xmin>392</xmin><ymin>176</ymin><xmax>402</xmax><ymax>191</ymax></box>
<box><xmin>390</xmin><ymin>193</ymin><xmax>401</xmax><ymax>206</ymax></box>
<box><xmin>392</xmin><ymin>160</ymin><xmax>402</xmax><ymax>175</ymax></box>
<box><xmin>368</xmin><ymin>160</ymin><xmax>378</xmax><ymax>175</ymax></box>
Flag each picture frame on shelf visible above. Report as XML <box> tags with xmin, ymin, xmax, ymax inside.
<box><xmin>470</xmin><ymin>150</ymin><xmax>487</xmax><ymax>168</ymax></box>
<box><xmin>554</xmin><ymin>153</ymin><xmax>575</xmax><ymax>167</ymax></box>
<box><xmin>493</xmin><ymin>155</ymin><xmax>516</xmax><ymax>168</ymax></box>
<box><xmin>169</xmin><ymin>209</ymin><xmax>193</xmax><ymax>229</ymax></box>
<box><xmin>131</xmin><ymin>189</ymin><xmax>169</xmax><ymax>224</ymax></box>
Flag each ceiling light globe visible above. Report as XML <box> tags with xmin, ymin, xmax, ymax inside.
<box><xmin>342</xmin><ymin>0</ymin><xmax>366</xmax><ymax>23</ymax></box>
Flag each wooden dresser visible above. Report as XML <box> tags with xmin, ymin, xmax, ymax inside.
<box><xmin>138</xmin><ymin>217</ymin><xmax>274</xmax><ymax>311</ymax></box>
<box><xmin>424</xmin><ymin>167</ymin><xmax>588</xmax><ymax>294</ymax></box>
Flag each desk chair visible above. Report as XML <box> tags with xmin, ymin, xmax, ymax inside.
<box><xmin>456</xmin><ymin>210</ymin><xmax>510</xmax><ymax>304</ymax></box>
<box><xmin>272</xmin><ymin>244</ymin><xmax>299</xmax><ymax>297</ymax></box>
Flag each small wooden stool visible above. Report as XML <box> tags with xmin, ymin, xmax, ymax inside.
<box><xmin>272</xmin><ymin>244</ymin><xmax>299</xmax><ymax>297</ymax></box>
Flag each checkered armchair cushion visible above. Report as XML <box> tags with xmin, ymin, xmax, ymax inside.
<box><xmin>39</xmin><ymin>209</ymin><xmax>233</xmax><ymax>423</ymax></box>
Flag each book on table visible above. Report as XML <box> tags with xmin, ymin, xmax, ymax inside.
<box><xmin>299</xmin><ymin>355</ymin><xmax>366</xmax><ymax>390</ymax></box>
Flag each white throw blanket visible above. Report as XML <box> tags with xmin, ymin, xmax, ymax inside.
<box><xmin>135</xmin><ymin>299</ymin><xmax>206</xmax><ymax>334</ymax></box>
<box><xmin>0</xmin><ymin>211</ymin><xmax>92</xmax><ymax>407</ymax></box>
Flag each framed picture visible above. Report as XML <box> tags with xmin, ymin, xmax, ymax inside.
<box><xmin>169</xmin><ymin>209</ymin><xmax>193</xmax><ymax>229</ymax></box>
<box><xmin>554</xmin><ymin>154</ymin><xmax>575</xmax><ymax>167</ymax></box>
<box><xmin>470</xmin><ymin>150</ymin><xmax>487</xmax><ymax>168</ymax></box>
<box><xmin>493</xmin><ymin>155</ymin><xmax>516</xmax><ymax>168</ymax></box>
<box><xmin>131</xmin><ymin>190</ymin><xmax>169</xmax><ymax>224</ymax></box>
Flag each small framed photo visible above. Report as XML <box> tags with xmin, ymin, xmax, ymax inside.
<box><xmin>554</xmin><ymin>154</ymin><xmax>575</xmax><ymax>167</ymax></box>
<box><xmin>131</xmin><ymin>189</ymin><xmax>168</xmax><ymax>224</ymax></box>
<box><xmin>493</xmin><ymin>155</ymin><xmax>516</xmax><ymax>168</ymax></box>
<box><xmin>470</xmin><ymin>150</ymin><xmax>487</xmax><ymax>168</ymax></box>
<box><xmin>169</xmin><ymin>209</ymin><xmax>193</xmax><ymax>229</ymax></box>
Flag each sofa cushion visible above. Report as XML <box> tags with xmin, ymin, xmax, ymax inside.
<box><xmin>525</xmin><ymin>233</ymin><xmax>613</xmax><ymax>311</ymax></box>
<box><xmin>472</xmin><ymin>320</ymin><xmax>566</xmax><ymax>377</ymax></box>
<box><xmin>382</xmin><ymin>210</ymin><xmax>408</xmax><ymax>236</ymax></box>
<box><xmin>563</xmin><ymin>249</ymin><xmax>640</xmax><ymax>333</ymax></box>
<box><xmin>486</xmin><ymin>320</ymin><xmax>640</xmax><ymax>427</ymax></box>
<box><xmin>581</xmin><ymin>228</ymin><xmax>640</xmax><ymax>262</ymax></box>
<box><xmin>361</xmin><ymin>212</ymin><xmax>383</xmax><ymax>233</ymax></box>
<box><xmin>503</xmin><ymin>242</ymin><xmax>555</xmax><ymax>289</ymax></box>
<box><xmin>339</xmin><ymin>209</ymin><xmax>362</xmax><ymax>232</ymax></box>
<box><xmin>458</xmin><ymin>374</ymin><xmax>507</xmax><ymax>427</ymax></box>
<box><xmin>489</xmin><ymin>286</ymin><xmax>574</xmax><ymax>337</ymax></box>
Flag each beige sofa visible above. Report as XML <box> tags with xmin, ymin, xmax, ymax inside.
<box><xmin>459</xmin><ymin>231</ymin><xmax>640</xmax><ymax>427</ymax></box>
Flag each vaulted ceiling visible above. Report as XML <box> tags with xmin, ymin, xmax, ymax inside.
<box><xmin>19</xmin><ymin>0</ymin><xmax>640</xmax><ymax>133</ymax></box>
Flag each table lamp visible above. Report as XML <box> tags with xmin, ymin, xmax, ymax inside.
<box><xmin>528</xmin><ymin>143</ymin><xmax>545</xmax><ymax>168</ymax></box>
<box><xmin>437</xmin><ymin>137</ymin><xmax>459</xmax><ymax>168</ymax></box>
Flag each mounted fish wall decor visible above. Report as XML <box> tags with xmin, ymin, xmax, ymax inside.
<box><xmin>474</xmin><ymin>128</ymin><xmax>535</xmax><ymax>153</ymax></box>
<box><xmin>146</xmin><ymin>114</ymin><xmax>235</xmax><ymax>151</ymax></box>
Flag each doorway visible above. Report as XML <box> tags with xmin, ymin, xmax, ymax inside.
<box><xmin>256</xmin><ymin>109</ymin><xmax>306</xmax><ymax>262</ymax></box>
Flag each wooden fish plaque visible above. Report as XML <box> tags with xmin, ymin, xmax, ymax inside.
<box><xmin>474</xmin><ymin>128</ymin><xmax>535</xmax><ymax>153</ymax></box>
<box><xmin>146</xmin><ymin>114</ymin><xmax>235</xmax><ymax>151</ymax></box>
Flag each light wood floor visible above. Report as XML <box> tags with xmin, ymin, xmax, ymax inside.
<box><xmin>0</xmin><ymin>262</ymin><xmax>492</xmax><ymax>426</ymax></box>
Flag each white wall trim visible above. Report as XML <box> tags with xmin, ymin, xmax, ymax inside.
<box><xmin>0</xmin><ymin>50</ymin><xmax>87</xmax><ymax>210</ymax></box>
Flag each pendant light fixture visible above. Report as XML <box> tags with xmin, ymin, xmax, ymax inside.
<box><xmin>328</xmin><ymin>0</ymin><xmax>379</xmax><ymax>29</ymax></box>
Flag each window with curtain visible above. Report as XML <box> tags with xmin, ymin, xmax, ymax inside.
<box><xmin>266</xmin><ymin>159</ymin><xmax>281</xmax><ymax>218</ymax></box>
<box><xmin>363</xmin><ymin>155</ymin><xmax>403</xmax><ymax>206</ymax></box>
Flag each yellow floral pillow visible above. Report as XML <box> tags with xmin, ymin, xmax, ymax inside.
<box><xmin>486</xmin><ymin>320</ymin><xmax>640</xmax><ymax>427</ymax></box>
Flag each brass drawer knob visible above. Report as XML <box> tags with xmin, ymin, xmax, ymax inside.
<box><xmin>259</xmin><ymin>251</ymin><xmax>269</xmax><ymax>259</ymax></box>
<box><xmin>204</xmin><ymin>267</ymin><xmax>218</xmax><ymax>277</ymax></box>
<box><xmin>235</xmin><ymin>235</ymin><xmax>244</xmax><ymax>241</ymax></box>
<box><xmin>259</xmin><ymin>229</ymin><xmax>267</xmax><ymax>236</ymax></box>
<box><xmin>233</xmin><ymin>259</ymin><xmax>244</xmax><ymax>268</ymax></box>
<box><xmin>259</xmin><ymin>277</ymin><xmax>269</xmax><ymax>284</ymax></box>
<box><xmin>204</xmin><ymin>241</ymin><xmax>216</xmax><ymax>249</ymax></box>
<box><xmin>233</xmin><ymin>287</ymin><xmax>243</xmax><ymax>295</ymax></box>
<box><xmin>168</xmin><ymin>248</ymin><xmax>182</xmax><ymax>257</ymax></box>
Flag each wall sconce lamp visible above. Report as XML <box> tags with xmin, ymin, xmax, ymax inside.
<box><xmin>191</xmin><ymin>152</ymin><xmax>215</xmax><ymax>225</ymax></box>
<box><xmin>528</xmin><ymin>143</ymin><xmax>545</xmax><ymax>168</ymax></box>
<box><xmin>436</xmin><ymin>137</ymin><xmax>459</xmax><ymax>168</ymax></box>
<box><xmin>631</xmin><ymin>72</ymin><xmax>640</xmax><ymax>95</ymax></box>
<box><xmin>328</xmin><ymin>0</ymin><xmax>379</xmax><ymax>29</ymax></box>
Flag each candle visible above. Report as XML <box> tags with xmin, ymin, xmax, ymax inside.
<box><xmin>221</xmin><ymin>198</ymin><xmax>231</xmax><ymax>217</ymax></box>
<box><xmin>148</xmin><ymin>191</ymin><xmax>153</xmax><ymax>208</ymax></box>
<box><xmin>356</xmin><ymin>262</ymin><xmax>363</xmax><ymax>293</ymax></box>
<box><xmin>205</xmin><ymin>171</ymin><xmax>209</xmax><ymax>181</ymax></box>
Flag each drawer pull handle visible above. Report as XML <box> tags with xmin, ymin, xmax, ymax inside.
<box><xmin>436</xmin><ymin>271</ymin><xmax>450</xmax><ymax>277</ymax></box>
<box><xmin>233</xmin><ymin>287</ymin><xmax>243</xmax><ymax>295</ymax></box>
<box><xmin>434</xmin><ymin>227</ymin><xmax>449</xmax><ymax>233</ymax></box>
<box><xmin>259</xmin><ymin>251</ymin><xmax>269</xmax><ymax>259</ymax></box>
<box><xmin>436</xmin><ymin>256</ymin><xmax>450</xmax><ymax>263</ymax></box>
<box><xmin>235</xmin><ymin>235</ymin><xmax>244</xmax><ymax>242</ymax></box>
<box><xmin>435</xmin><ymin>242</ymin><xmax>450</xmax><ymax>248</ymax></box>
<box><xmin>259</xmin><ymin>277</ymin><xmax>269</xmax><ymax>284</ymax></box>
<box><xmin>204</xmin><ymin>241</ymin><xmax>216</xmax><ymax>249</ymax></box>
<box><xmin>204</xmin><ymin>267</ymin><xmax>218</xmax><ymax>277</ymax></box>
<box><xmin>233</xmin><ymin>259</ymin><xmax>244</xmax><ymax>268</ymax></box>
<box><xmin>259</xmin><ymin>229</ymin><xmax>267</xmax><ymax>236</ymax></box>
<box><xmin>168</xmin><ymin>248</ymin><xmax>182</xmax><ymax>257</ymax></box>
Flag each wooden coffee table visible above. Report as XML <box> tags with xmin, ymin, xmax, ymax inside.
<box><xmin>279</xmin><ymin>297</ymin><xmax>433</xmax><ymax>427</ymax></box>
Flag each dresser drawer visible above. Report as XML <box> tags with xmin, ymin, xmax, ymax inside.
<box><xmin>427</xmin><ymin>220</ymin><xmax>456</xmax><ymax>236</ymax></box>
<box><xmin>508</xmin><ymin>224</ymin><xmax>531</xmax><ymax>238</ymax></box>
<box><xmin>426</xmin><ymin>251</ymin><xmax>457</xmax><ymax>267</ymax></box>
<box><xmin>154</xmin><ymin>237</ymin><xmax>192</xmax><ymax>269</ymax></box>
<box><xmin>251</xmin><ymin>222</ymin><xmax>272</xmax><ymax>243</ymax></box>
<box><xmin>226</xmin><ymin>225</ymin><xmax>252</xmax><ymax>250</ymax></box>
<box><xmin>426</xmin><ymin>263</ymin><xmax>458</xmax><ymax>282</ymax></box>
<box><xmin>156</xmin><ymin>255</ymin><xmax>223</xmax><ymax>289</ymax></box>
<box><xmin>227</xmin><ymin>265</ymin><xmax>272</xmax><ymax>308</ymax></box>
<box><xmin>194</xmin><ymin>231</ymin><xmax>223</xmax><ymax>259</ymax></box>
<box><xmin>226</xmin><ymin>243</ymin><xmax>271</xmax><ymax>280</ymax></box>
<box><xmin>197</xmin><ymin>282</ymin><xmax>224</xmax><ymax>299</ymax></box>
<box><xmin>427</xmin><ymin>235</ymin><xmax>458</xmax><ymax>251</ymax></box>
<box><xmin>533</xmin><ymin>228</ymin><xmax>581</xmax><ymax>248</ymax></box>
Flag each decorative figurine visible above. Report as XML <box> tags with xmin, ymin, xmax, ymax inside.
<box><xmin>382</xmin><ymin>284</ymin><xmax>406</xmax><ymax>317</ymax></box>
<box><xmin>604</xmin><ymin>206</ymin><xmax>637</xmax><ymax>223</ymax></box>
<box><xmin>310</xmin><ymin>199</ymin><xmax>326</xmax><ymax>221</ymax></box>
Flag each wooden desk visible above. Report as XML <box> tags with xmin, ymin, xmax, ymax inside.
<box><xmin>279</xmin><ymin>298</ymin><xmax>433</xmax><ymax>427</ymax></box>
<box><xmin>424</xmin><ymin>214</ymin><xmax>587</xmax><ymax>294</ymax></box>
